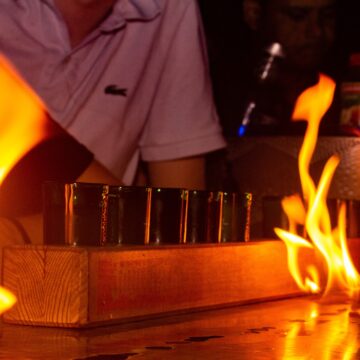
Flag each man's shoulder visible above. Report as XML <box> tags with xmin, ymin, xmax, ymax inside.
<box><xmin>0</xmin><ymin>2</ymin><xmax>44</xmax><ymax>32</ymax></box>
<box><xmin>156</xmin><ymin>0</ymin><xmax>197</xmax><ymax>13</ymax></box>
<box><xmin>0</xmin><ymin>1</ymin><xmax>39</xmax><ymax>15</ymax></box>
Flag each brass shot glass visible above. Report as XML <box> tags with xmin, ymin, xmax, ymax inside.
<box><xmin>148</xmin><ymin>187</ymin><xmax>188</xmax><ymax>244</ymax></box>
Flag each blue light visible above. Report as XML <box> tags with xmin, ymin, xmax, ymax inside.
<box><xmin>238</xmin><ymin>125</ymin><xmax>246</xmax><ymax>137</ymax></box>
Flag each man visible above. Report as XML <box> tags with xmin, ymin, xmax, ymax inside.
<box><xmin>208</xmin><ymin>0</ymin><xmax>340</xmax><ymax>136</ymax></box>
<box><xmin>0</xmin><ymin>0</ymin><xmax>226</xmax><ymax>244</ymax></box>
<box><xmin>245</xmin><ymin>0</ymin><xmax>339</xmax><ymax>133</ymax></box>
<box><xmin>244</xmin><ymin>0</ymin><xmax>337</xmax><ymax>72</ymax></box>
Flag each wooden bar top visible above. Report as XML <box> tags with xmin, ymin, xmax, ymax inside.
<box><xmin>0</xmin><ymin>296</ymin><xmax>359</xmax><ymax>359</ymax></box>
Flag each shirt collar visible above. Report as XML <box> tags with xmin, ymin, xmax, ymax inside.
<box><xmin>100</xmin><ymin>0</ymin><xmax>162</xmax><ymax>33</ymax></box>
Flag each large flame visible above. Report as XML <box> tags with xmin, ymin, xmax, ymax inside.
<box><xmin>0</xmin><ymin>54</ymin><xmax>47</xmax><ymax>182</ymax></box>
<box><xmin>275</xmin><ymin>74</ymin><xmax>360</xmax><ymax>300</ymax></box>
<box><xmin>0</xmin><ymin>54</ymin><xmax>49</xmax><ymax>312</ymax></box>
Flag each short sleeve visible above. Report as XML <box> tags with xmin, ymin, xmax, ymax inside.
<box><xmin>138</xmin><ymin>0</ymin><xmax>226</xmax><ymax>161</ymax></box>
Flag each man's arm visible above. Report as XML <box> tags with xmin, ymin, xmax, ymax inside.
<box><xmin>147</xmin><ymin>155</ymin><xmax>206</xmax><ymax>190</ymax></box>
<box><xmin>76</xmin><ymin>159</ymin><xmax>122</xmax><ymax>185</ymax></box>
<box><xmin>15</xmin><ymin>159</ymin><xmax>122</xmax><ymax>246</ymax></box>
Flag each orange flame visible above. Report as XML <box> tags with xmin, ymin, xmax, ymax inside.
<box><xmin>0</xmin><ymin>54</ymin><xmax>47</xmax><ymax>183</ymax></box>
<box><xmin>0</xmin><ymin>286</ymin><xmax>16</xmax><ymax>315</ymax></box>
<box><xmin>275</xmin><ymin>74</ymin><xmax>360</xmax><ymax>300</ymax></box>
<box><xmin>0</xmin><ymin>54</ymin><xmax>49</xmax><ymax>312</ymax></box>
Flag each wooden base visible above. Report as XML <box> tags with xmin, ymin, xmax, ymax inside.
<box><xmin>2</xmin><ymin>240</ymin><xmax>304</xmax><ymax>328</ymax></box>
<box><xmin>1</xmin><ymin>240</ymin><xmax>337</xmax><ymax>328</ymax></box>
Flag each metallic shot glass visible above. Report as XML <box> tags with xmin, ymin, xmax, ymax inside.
<box><xmin>185</xmin><ymin>190</ymin><xmax>220</xmax><ymax>243</ymax></box>
<box><xmin>149</xmin><ymin>188</ymin><xmax>188</xmax><ymax>244</ymax></box>
<box><xmin>312</xmin><ymin>198</ymin><xmax>358</xmax><ymax>239</ymax></box>
<box><xmin>219</xmin><ymin>191</ymin><xmax>252</xmax><ymax>242</ymax></box>
<box><xmin>328</xmin><ymin>198</ymin><xmax>360</xmax><ymax>239</ymax></box>
<box><xmin>262</xmin><ymin>196</ymin><xmax>288</xmax><ymax>239</ymax></box>
<box><xmin>43</xmin><ymin>181</ymin><xmax>66</xmax><ymax>245</ymax></box>
<box><xmin>64</xmin><ymin>182</ymin><xmax>109</xmax><ymax>246</ymax></box>
<box><xmin>262</xmin><ymin>197</ymin><xmax>350</xmax><ymax>240</ymax></box>
<box><xmin>106</xmin><ymin>186</ymin><xmax>151</xmax><ymax>245</ymax></box>
<box><xmin>345</xmin><ymin>199</ymin><xmax>360</xmax><ymax>238</ymax></box>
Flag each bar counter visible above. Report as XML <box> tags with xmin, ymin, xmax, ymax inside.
<box><xmin>0</xmin><ymin>296</ymin><xmax>358</xmax><ymax>359</ymax></box>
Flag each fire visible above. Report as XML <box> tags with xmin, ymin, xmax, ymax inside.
<box><xmin>0</xmin><ymin>54</ymin><xmax>47</xmax><ymax>183</ymax></box>
<box><xmin>0</xmin><ymin>287</ymin><xmax>16</xmax><ymax>315</ymax></box>
<box><xmin>275</xmin><ymin>74</ymin><xmax>360</xmax><ymax>300</ymax></box>
<box><xmin>0</xmin><ymin>54</ymin><xmax>49</xmax><ymax>312</ymax></box>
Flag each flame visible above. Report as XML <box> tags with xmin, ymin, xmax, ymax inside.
<box><xmin>0</xmin><ymin>54</ymin><xmax>49</xmax><ymax>312</ymax></box>
<box><xmin>0</xmin><ymin>54</ymin><xmax>47</xmax><ymax>183</ymax></box>
<box><xmin>275</xmin><ymin>74</ymin><xmax>360</xmax><ymax>300</ymax></box>
<box><xmin>0</xmin><ymin>286</ymin><xmax>16</xmax><ymax>315</ymax></box>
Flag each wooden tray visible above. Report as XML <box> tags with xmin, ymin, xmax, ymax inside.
<box><xmin>2</xmin><ymin>240</ymin><xmax>321</xmax><ymax>328</ymax></box>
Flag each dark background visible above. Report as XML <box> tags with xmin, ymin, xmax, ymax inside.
<box><xmin>197</xmin><ymin>0</ymin><xmax>360</xmax><ymax>136</ymax></box>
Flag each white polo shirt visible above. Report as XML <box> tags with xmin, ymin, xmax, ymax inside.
<box><xmin>0</xmin><ymin>0</ymin><xmax>226</xmax><ymax>184</ymax></box>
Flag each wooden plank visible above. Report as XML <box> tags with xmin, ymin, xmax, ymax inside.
<box><xmin>2</xmin><ymin>241</ymin><xmax>313</xmax><ymax>328</ymax></box>
<box><xmin>2</xmin><ymin>246</ymin><xmax>89</xmax><ymax>327</ymax></box>
<box><xmin>0</xmin><ymin>298</ymin><xmax>350</xmax><ymax>359</ymax></box>
<box><xmin>0</xmin><ymin>297</ymin><xmax>352</xmax><ymax>359</ymax></box>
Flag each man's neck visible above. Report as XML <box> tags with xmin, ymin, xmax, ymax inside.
<box><xmin>54</xmin><ymin>0</ymin><xmax>117</xmax><ymax>47</ymax></box>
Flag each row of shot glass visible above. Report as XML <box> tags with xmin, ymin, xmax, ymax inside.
<box><xmin>43</xmin><ymin>182</ymin><xmax>252</xmax><ymax>246</ymax></box>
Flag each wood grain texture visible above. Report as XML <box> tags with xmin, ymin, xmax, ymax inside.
<box><xmin>1</xmin><ymin>240</ymin><xmax>318</xmax><ymax>328</ymax></box>
<box><xmin>88</xmin><ymin>242</ymin><xmax>303</xmax><ymax>323</ymax></box>
<box><xmin>2</xmin><ymin>246</ymin><xmax>88</xmax><ymax>327</ymax></box>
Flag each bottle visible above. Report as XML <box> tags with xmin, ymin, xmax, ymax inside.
<box><xmin>340</xmin><ymin>53</ymin><xmax>360</xmax><ymax>136</ymax></box>
<box><xmin>237</xmin><ymin>42</ymin><xmax>284</xmax><ymax>137</ymax></box>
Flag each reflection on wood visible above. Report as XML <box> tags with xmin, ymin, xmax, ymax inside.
<box><xmin>0</xmin><ymin>297</ymin><xmax>359</xmax><ymax>359</ymax></box>
<box><xmin>3</xmin><ymin>246</ymin><xmax>88</xmax><ymax>325</ymax></box>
